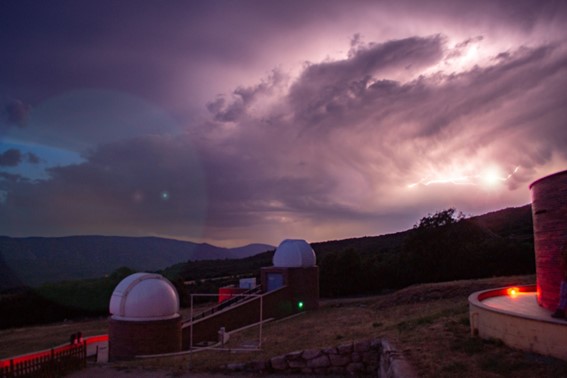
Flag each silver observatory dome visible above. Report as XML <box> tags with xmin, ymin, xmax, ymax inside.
<box><xmin>109</xmin><ymin>273</ymin><xmax>179</xmax><ymax>321</ymax></box>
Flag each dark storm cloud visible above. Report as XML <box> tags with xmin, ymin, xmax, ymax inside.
<box><xmin>1</xmin><ymin>0</ymin><xmax>567</xmax><ymax>244</ymax></box>
<box><xmin>406</xmin><ymin>44</ymin><xmax>566</xmax><ymax>139</ymax></box>
<box><xmin>289</xmin><ymin>35</ymin><xmax>445</xmax><ymax>126</ymax></box>
<box><xmin>207</xmin><ymin>70</ymin><xmax>287</xmax><ymax>123</ymax></box>
<box><xmin>196</xmin><ymin>34</ymin><xmax>567</xmax><ymax>237</ymax></box>
<box><xmin>0</xmin><ymin>135</ymin><xmax>207</xmax><ymax>237</ymax></box>
<box><xmin>0</xmin><ymin>172</ymin><xmax>26</xmax><ymax>182</ymax></box>
<box><xmin>0</xmin><ymin>1</ymin><xmax>347</xmax><ymax>113</ymax></box>
<box><xmin>4</xmin><ymin>31</ymin><xmax>567</xmax><ymax>242</ymax></box>
<box><xmin>289</xmin><ymin>38</ymin><xmax>567</xmax><ymax>154</ymax></box>
<box><xmin>2</xmin><ymin>100</ymin><xmax>31</xmax><ymax>128</ymax></box>
<box><xmin>0</xmin><ymin>149</ymin><xmax>41</xmax><ymax>166</ymax></box>
<box><xmin>0</xmin><ymin>149</ymin><xmax>22</xmax><ymax>167</ymax></box>
<box><xmin>26</xmin><ymin>152</ymin><xmax>40</xmax><ymax>164</ymax></box>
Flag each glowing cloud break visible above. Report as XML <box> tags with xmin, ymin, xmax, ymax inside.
<box><xmin>407</xmin><ymin>166</ymin><xmax>520</xmax><ymax>189</ymax></box>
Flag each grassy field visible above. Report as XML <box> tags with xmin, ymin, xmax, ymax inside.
<box><xmin>2</xmin><ymin>275</ymin><xmax>567</xmax><ymax>377</ymax></box>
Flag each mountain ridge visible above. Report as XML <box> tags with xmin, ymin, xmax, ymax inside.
<box><xmin>0</xmin><ymin>235</ymin><xmax>274</xmax><ymax>289</ymax></box>
<box><xmin>0</xmin><ymin>204</ymin><xmax>532</xmax><ymax>291</ymax></box>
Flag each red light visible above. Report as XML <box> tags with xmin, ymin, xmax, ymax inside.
<box><xmin>507</xmin><ymin>287</ymin><xmax>520</xmax><ymax>298</ymax></box>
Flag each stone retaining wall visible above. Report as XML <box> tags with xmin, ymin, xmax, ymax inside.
<box><xmin>223</xmin><ymin>338</ymin><xmax>416</xmax><ymax>377</ymax></box>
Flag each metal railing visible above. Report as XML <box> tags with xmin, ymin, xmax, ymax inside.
<box><xmin>186</xmin><ymin>285</ymin><xmax>262</xmax><ymax>323</ymax></box>
<box><xmin>0</xmin><ymin>335</ymin><xmax>108</xmax><ymax>378</ymax></box>
<box><xmin>0</xmin><ymin>343</ymin><xmax>85</xmax><ymax>378</ymax></box>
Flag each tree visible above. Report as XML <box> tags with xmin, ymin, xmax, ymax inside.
<box><xmin>400</xmin><ymin>208</ymin><xmax>468</xmax><ymax>284</ymax></box>
<box><xmin>414</xmin><ymin>208</ymin><xmax>464</xmax><ymax>230</ymax></box>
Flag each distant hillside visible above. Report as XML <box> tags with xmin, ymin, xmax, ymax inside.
<box><xmin>0</xmin><ymin>236</ymin><xmax>273</xmax><ymax>290</ymax></box>
<box><xmin>0</xmin><ymin>205</ymin><xmax>535</xmax><ymax>329</ymax></box>
<box><xmin>312</xmin><ymin>230</ymin><xmax>411</xmax><ymax>259</ymax></box>
<box><xmin>169</xmin><ymin>205</ymin><xmax>534</xmax><ymax>289</ymax></box>
<box><xmin>0</xmin><ymin>205</ymin><xmax>533</xmax><ymax>292</ymax></box>
<box><xmin>468</xmin><ymin>204</ymin><xmax>533</xmax><ymax>241</ymax></box>
<box><xmin>313</xmin><ymin>205</ymin><xmax>534</xmax><ymax>296</ymax></box>
<box><xmin>312</xmin><ymin>204</ymin><xmax>532</xmax><ymax>256</ymax></box>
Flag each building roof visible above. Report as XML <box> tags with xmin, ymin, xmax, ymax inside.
<box><xmin>109</xmin><ymin>272</ymin><xmax>180</xmax><ymax>321</ymax></box>
<box><xmin>273</xmin><ymin>239</ymin><xmax>316</xmax><ymax>268</ymax></box>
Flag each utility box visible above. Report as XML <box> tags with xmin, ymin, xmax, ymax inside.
<box><xmin>239</xmin><ymin>277</ymin><xmax>257</xmax><ymax>289</ymax></box>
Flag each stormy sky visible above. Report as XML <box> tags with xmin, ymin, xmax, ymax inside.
<box><xmin>1</xmin><ymin>0</ymin><xmax>566</xmax><ymax>247</ymax></box>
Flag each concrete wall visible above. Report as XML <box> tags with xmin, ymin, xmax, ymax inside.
<box><xmin>469</xmin><ymin>286</ymin><xmax>567</xmax><ymax>361</ymax></box>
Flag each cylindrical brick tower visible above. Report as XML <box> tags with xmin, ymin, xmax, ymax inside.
<box><xmin>530</xmin><ymin>170</ymin><xmax>567</xmax><ymax>310</ymax></box>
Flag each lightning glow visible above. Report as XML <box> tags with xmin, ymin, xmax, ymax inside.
<box><xmin>407</xmin><ymin>166</ymin><xmax>520</xmax><ymax>189</ymax></box>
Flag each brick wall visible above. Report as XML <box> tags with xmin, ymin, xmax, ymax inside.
<box><xmin>222</xmin><ymin>338</ymin><xmax>416</xmax><ymax>377</ymax></box>
<box><xmin>260</xmin><ymin>266</ymin><xmax>319</xmax><ymax>310</ymax></box>
<box><xmin>109</xmin><ymin>316</ymin><xmax>181</xmax><ymax>361</ymax></box>
<box><xmin>530</xmin><ymin>170</ymin><xmax>567</xmax><ymax>310</ymax></box>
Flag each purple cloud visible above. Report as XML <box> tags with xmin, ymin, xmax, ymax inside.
<box><xmin>1</xmin><ymin>1</ymin><xmax>566</xmax><ymax>245</ymax></box>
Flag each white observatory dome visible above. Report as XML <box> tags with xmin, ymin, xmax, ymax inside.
<box><xmin>109</xmin><ymin>273</ymin><xmax>180</xmax><ymax>321</ymax></box>
<box><xmin>273</xmin><ymin>239</ymin><xmax>316</xmax><ymax>268</ymax></box>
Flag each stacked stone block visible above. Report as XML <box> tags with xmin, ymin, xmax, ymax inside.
<box><xmin>223</xmin><ymin>338</ymin><xmax>415</xmax><ymax>377</ymax></box>
<box><xmin>109</xmin><ymin>316</ymin><xmax>181</xmax><ymax>360</ymax></box>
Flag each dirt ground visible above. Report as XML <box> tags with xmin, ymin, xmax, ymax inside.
<box><xmin>67</xmin><ymin>364</ymin><xmax>315</xmax><ymax>377</ymax></box>
<box><xmin>5</xmin><ymin>274</ymin><xmax>567</xmax><ymax>377</ymax></box>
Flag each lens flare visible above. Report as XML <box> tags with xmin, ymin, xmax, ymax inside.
<box><xmin>160</xmin><ymin>191</ymin><xmax>170</xmax><ymax>200</ymax></box>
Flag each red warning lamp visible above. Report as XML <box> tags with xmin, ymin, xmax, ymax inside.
<box><xmin>507</xmin><ymin>287</ymin><xmax>520</xmax><ymax>298</ymax></box>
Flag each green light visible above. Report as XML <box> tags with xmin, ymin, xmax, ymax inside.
<box><xmin>297</xmin><ymin>301</ymin><xmax>304</xmax><ymax>310</ymax></box>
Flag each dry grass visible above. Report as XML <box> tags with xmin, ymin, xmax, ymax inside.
<box><xmin>3</xmin><ymin>275</ymin><xmax>567</xmax><ymax>377</ymax></box>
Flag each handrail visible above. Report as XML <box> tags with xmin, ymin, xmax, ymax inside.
<box><xmin>186</xmin><ymin>286</ymin><xmax>263</xmax><ymax>323</ymax></box>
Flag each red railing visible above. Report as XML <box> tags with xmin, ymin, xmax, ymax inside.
<box><xmin>0</xmin><ymin>335</ymin><xmax>108</xmax><ymax>378</ymax></box>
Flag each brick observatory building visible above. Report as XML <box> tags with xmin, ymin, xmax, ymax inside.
<box><xmin>108</xmin><ymin>273</ymin><xmax>182</xmax><ymax>360</ymax></box>
<box><xmin>108</xmin><ymin>239</ymin><xmax>320</xmax><ymax>359</ymax></box>
<box><xmin>184</xmin><ymin>239</ymin><xmax>319</xmax><ymax>347</ymax></box>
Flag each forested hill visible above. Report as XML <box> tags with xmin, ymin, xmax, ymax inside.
<box><xmin>315</xmin><ymin>205</ymin><xmax>534</xmax><ymax>296</ymax></box>
<box><xmin>312</xmin><ymin>204</ymin><xmax>533</xmax><ymax>258</ymax></box>
<box><xmin>171</xmin><ymin>205</ymin><xmax>534</xmax><ymax>296</ymax></box>
<box><xmin>0</xmin><ymin>236</ymin><xmax>273</xmax><ymax>289</ymax></box>
<box><xmin>0</xmin><ymin>205</ymin><xmax>534</xmax><ymax>329</ymax></box>
<box><xmin>467</xmin><ymin>205</ymin><xmax>533</xmax><ymax>241</ymax></box>
<box><xmin>0</xmin><ymin>205</ymin><xmax>533</xmax><ymax>293</ymax></box>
